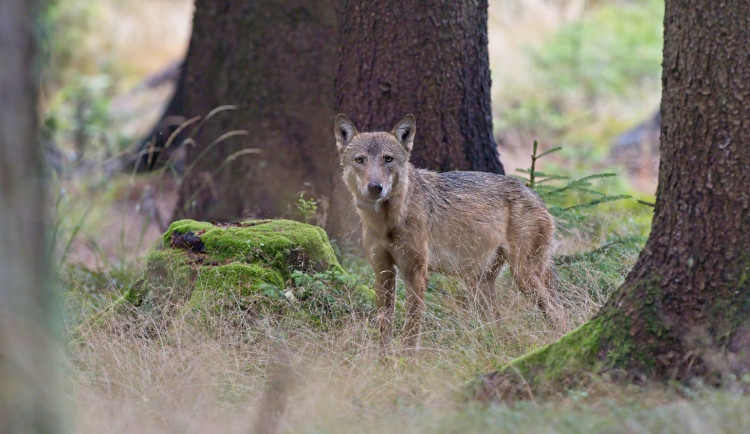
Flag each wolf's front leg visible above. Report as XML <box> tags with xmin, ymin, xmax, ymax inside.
<box><xmin>369</xmin><ymin>249</ymin><xmax>396</xmax><ymax>352</ymax></box>
<box><xmin>401</xmin><ymin>260</ymin><xmax>428</xmax><ymax>352</ymax></box>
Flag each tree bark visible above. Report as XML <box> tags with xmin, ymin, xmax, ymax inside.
<box><xmin>0</xmin><ymin>0</ymin><xmax>63</xmax><ymax>430</ymax></box>
<box><xmin>477</xmin><ymin>0</ymin><xmax>750</xmax><ymax>401</ymax></box>
<box><xmin>170</xmin><ymin>0</ymin><xmax>339</xmax><ymax>224</ymax></box>
<box><xmin>335</xmin><ymin>0</ymin><xmax>504</xmax><ymax>174</ymax></box>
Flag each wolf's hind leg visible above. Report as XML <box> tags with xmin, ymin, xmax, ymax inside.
<box><xmin>508</xmin><ymin>226</ymin><xmax>567</xmax><ymax>331</ymax></box>
<box><xmin>470</xmin><ymin>248</ymin><xmax>506</xmax><ymax>318</ymax></box>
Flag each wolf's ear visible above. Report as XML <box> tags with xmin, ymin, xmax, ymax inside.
<box><xmin>391</xmin><ymin>114</ymin><xmax>416</xmax><ymax>152</ymax></box>
<box><xmin>334</xmin><ymin>114</ymin><xmax>358</xmax><ymax>154</ymax></box>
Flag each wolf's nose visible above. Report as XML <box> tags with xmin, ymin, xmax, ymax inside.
<box><xmin>367</xmin><ymin>183</ymin><xmax>383</xmax><ymax>195</ymax></box>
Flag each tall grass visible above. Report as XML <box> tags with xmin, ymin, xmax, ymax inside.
<box><xmin>65</xmin><ymin>267</ymin><xmax>750</xmax><ymax>433</ymax></box>
<box><xmin>58</xmin><ymin>141</ymin><xmax>662</xmax><ymax>432</ymax></box>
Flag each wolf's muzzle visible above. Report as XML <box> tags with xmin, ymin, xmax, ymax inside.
<box><xmin>367</xmin><ymin>182</ymin><xmax>383</xmax><ymax>196</ymax></box>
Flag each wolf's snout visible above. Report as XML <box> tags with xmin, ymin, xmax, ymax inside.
<box><xmin>367</xmin><ymin>182</ymin><xmax>383</xmax><ymax>196</ymax></box>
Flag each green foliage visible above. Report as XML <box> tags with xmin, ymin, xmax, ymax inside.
<box><xmin>531</xmin><ymin>0</ymin><xmax>663</xmax><ymax>100</ymax></box>
<box><xmin>39</xmin><ymin>0</ymin><xmax>104</xmax><ymax>92</ymax></box>
<box><xmin>497</xmin><ymin>0</ymin><xmax>664</xmax><ymax>161</ymax></box>
<box><xmin>295</xmin><ymin>193</ymin><xmax>319</xmax><ymax>225</ymax></box>
<box><xmin>515</xmin><ymin>141</ymin><xmax>632</xmax><ymax>235</ymax></box>
<box><xmin>513</xmin><ymin>141</ymin><xmax>646</xmax><ymax>308</ymax></box>
<box><xmin>44</xmin><ymin>74</ymin><xmax>125</xmax><ymax>160</ymax></box>
<box><xmin>290</xmin><ymin>268</ymin><xmax>375</xmax><ymax>327</ymax></box>
<box><xmin>556</xmin><ymin>234</ymin><xmax>645</xmax><ymax>300</ymax></box>
<box><xmin>38</xmin><ymin>0</ymin><xmax>150</xmax><ymax>164</ymax></box>
<box><xmin>40</xmin><ymin>0</ymin><xmax>126</xmax><ymax>162</ymax></box>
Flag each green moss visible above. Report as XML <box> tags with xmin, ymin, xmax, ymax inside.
<box><xmin>477</xmin><ymin>275</ymin><xmax>668</xmax><ymax>401</ymax></box>
<box><xmin>164</xmin><ymin>219</ymin><xmax>341</xmax><ymax>277</ymax></box>
<box><xmin>508</xmin><ymin>316</ymin><xmax>605</xmax><ymax>384</ymax></box>
<box><xmin>138</xmin><ymin>219</ymin><xmax>370</xmax><ymax>323</ymax></box>
<box><xmin>187</xmin><ymin>263</ymin><xmax>285</xmax><ymax>312</ymax></box>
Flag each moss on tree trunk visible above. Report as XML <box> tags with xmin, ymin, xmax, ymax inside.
<box><xmin>476</xmin><ymin>0</ymin><xmax>750</xmax><ymax>401</ymax></box>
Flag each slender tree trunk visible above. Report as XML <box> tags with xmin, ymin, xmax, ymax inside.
<box><xmin>335</xmin><ymin>0</ymin><xmax>504</xmax><ymax>174</ymax></box>
<box><xmin>0</xmin><ymin>0</ymin><xmax>63</xmax><ymax>430</ymax></box>
<box><xmin>170</xmin><ymin>0</ymin><xmax>339</xmax><ymax>224</ymax></box>
<box><xmin>477</xmin><ymin>0</ymin><xmax>750</xmax><ymax>401</ymax></box>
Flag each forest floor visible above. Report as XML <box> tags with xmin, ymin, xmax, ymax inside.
<box><xmin>56</xmin><ymin>153</ymin><xmax>750</xmax><ymax>433</ymax></box>
<box><xmin>58</xmin><ymin>183</ymin><xmax>750</xmax><ymax>433</ymax></box>
<box><xmin>48</xmin><ymin>0</ymin><xmax>750</xmax><ymax>432</ymax></box>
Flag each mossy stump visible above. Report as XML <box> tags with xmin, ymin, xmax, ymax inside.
<box><xmin>141</xmin><ymin>219</ymin><xmax>360</xmax><ymax>318</ymax></box>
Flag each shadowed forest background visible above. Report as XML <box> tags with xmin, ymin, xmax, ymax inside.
<box><xmin>5</xmin><ymin>0</ymin><xmax>749</xmax><ymax>432</ymax></box>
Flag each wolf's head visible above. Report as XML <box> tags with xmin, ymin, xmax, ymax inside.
<box><xmin>334</xmin><ymin>114</ymin><xmax>415</xmax><ymax>209</ymax></box>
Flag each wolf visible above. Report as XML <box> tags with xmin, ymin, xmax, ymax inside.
<box><xmin>334</xmin><ymin>114</ymin><xmax>565</xmax><ymax>351</ymax></box>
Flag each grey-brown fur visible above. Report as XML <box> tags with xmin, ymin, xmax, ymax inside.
<box><xmin>334</xmin><ymin>114</ymin><xmax>565</xmax><ymax>351</ymax></box>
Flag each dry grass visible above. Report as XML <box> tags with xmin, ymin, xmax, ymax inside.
<box><xmin>61</xmin><ymin>205</ymin><xmax>640</xmax><ymax>433</ymax></box>
<box><xmin>65</xmin><ymin>284</ymin><xmax>577</xmax><ymax>433</ymax></box>
<box><xmin>63</xmin><ymin>255</ymin><xmax>750</xmax><ymax>434</ymax></box>
<box><xmin>55</xmin><ymin>117</ymin><xmax>647</xmax><ymax>434</ymax></box>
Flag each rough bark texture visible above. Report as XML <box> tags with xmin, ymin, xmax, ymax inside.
<box><xmin>335</xmin><ymin>0</ymin><xmax>504</xmax><ymax>174</ymax></box>
<box><xmin>172</xmin><ymin>0</ymin><xmax>339</xmax><ymax>225</ymax></box>
<box><xmin>477</xmin><ymin>1</ymin><xmax>750</xmax><ymax>401</ymax></box>
<box><xmin>0</xmin><ymin>0</ymin><xmax>62</xmax><ymax>430</ymax></box>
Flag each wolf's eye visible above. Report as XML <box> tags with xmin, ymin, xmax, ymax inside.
<box><xmin>354</xmin><ymin>157</ymin><xmax>364</xmax><ymax>164</ymax></box>
<box><xmin>383</xmin><ymin>155</ymin><xmax>394</xmax><ymax>163</ymax></box>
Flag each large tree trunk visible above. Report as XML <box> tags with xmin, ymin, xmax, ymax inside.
<box><xmin>329</xmin><ymin>0</ymin><xmax>505</xmax><ymax>240</ymax></box>
<box><xmin>477</xmin><ymin>0</ymin><xmax>750</xmax><ymax>401</ymax></box>
<box><xmin>0</xmin><ymin>0</ymin><xmax>63</xmax><ymax>430</ymax></box>
<box><xmin>171</xmin><ymin>0</ymin><xmax>339</xmax><ymax>224</ymax></box>
<box><xmin>335</xmin><ymin>0</ymin><xmax>504</xmax><ymax>174</ymax></box>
